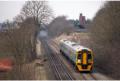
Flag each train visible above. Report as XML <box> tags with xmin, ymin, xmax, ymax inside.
<box><xmin>59</xmin><ymin>39</ymin><xmax>93</xmax><ymax>72</ymax></box>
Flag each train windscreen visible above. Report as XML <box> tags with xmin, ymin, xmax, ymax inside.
<box><xmin>77</xmin><ymin>51</ymin><xmax>92</xmax><ymax>64</ymax></box>
<box><xmin>78</xmin><ymin>54</ymin><xmax>82</xmax><ymax>59</ymax></box>
<box><xmin>88</xmin><ymin>54</ymin><xmax>92</xmax><ymax>59</ymax></box>
<box><xmin>78</xmin><ymin>51</ymin><xmax>92</xmax><ymax>59</ymax></box>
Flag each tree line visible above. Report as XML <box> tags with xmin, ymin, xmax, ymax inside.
<box><xmin>90</xmin><ymin>1</ymin><xmax>120</xmax><ymax>79</ymax></box>
<box><xmin>0</xmin><ymin>1</ymin><xmax>52</xmax><ymax>79</ymax></box>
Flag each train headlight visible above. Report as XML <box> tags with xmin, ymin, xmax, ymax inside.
<box><xmin>88</xmin><ymin>59</ymin><xmax>92</xmax><ymax>63</ymax></box>
<box><xmin>78</xmin><ymin>59</ymin><xmax>81</xmax><ymax>63</ymax></box>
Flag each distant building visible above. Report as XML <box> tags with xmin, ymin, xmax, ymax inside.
<box><xmin>79</xmin><ymin>13</ymin><xmax>86</xmax><ymax>27</ymax></box>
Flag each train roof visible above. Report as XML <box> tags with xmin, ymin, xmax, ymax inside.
<box><xmin>60</xmin><ymin>39</ymin><xmax>91</xmax><ymax>52</ymax></box>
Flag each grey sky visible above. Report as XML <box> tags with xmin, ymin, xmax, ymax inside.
<box><xmin>0</xmin><ymin>1</ymin><xmax>25</xmax><ymax>22</ymax></box>
<box><xmin>0</xmin><ymin>1</ymin><xmax>104</xmax><ymax>22</ymax></box>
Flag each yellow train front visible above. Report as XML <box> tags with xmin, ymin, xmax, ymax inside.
<box><xmin>60</xmin><ymin>40</ymin><xmax>93</xmax><ymax>72</ymax></box>
<box><xmin>76</xmin><ymin>49</ymin><xmax>93</xmax><ymax>72</ymax></box>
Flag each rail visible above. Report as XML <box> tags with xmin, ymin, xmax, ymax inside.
<box><xmin>41</xmin><ymin>39</ymin><xmax>75</xmax><ymax>80</ymax></box>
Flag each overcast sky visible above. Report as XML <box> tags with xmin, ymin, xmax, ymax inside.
<box><xmin>0</xmin><ymin>0</ymin><xmax>104</xmax><ymax>22</ymax></box>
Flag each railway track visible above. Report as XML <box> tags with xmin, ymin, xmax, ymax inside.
<box><xmin>41</xmin><ymin>39</ymin><xmax>75</xmax><ymax>80</ymax></box>
<box><xmin>49</xmin><ymin>39</ymin><xmax>97</xmax><ymax>80</ymax></box>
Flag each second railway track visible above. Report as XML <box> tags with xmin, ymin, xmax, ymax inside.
<box><xmin>41</xmin><ymin>39</ymin><xmax>75</xmax><ymax>80</ymax></box>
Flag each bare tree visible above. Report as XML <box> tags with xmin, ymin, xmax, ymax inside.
<box><xmin>20</xmin><ymin>1</ymin><xmax>52</xmax><ymax>27</ymax></box>
<box><xmin>13</xmin><ymin>14</ymin><xmax>25</xmax><ymax>23</ymax></box>
<box><xmin>16</xmin><ymin>1</ymin><xmax>53</xmax><ymax>59</ymax></box>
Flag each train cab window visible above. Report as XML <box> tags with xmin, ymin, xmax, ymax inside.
<box><xmin>78</xmin><ymin>54</ymin><xmax>82</xmax><ymax>59</ymax></box>
<box><xmin>88</xmin><ymin>54</ymin><xmax>92</xmax><ymax>59</ymax></box>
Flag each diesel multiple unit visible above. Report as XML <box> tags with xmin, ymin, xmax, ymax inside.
<box><xmin>59</xmin><ymin>39</ymin><xmax>93</xmax><ymax>72</ymax></box>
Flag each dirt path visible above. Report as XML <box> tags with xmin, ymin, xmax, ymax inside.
<box><xmin>34</xmin><ymin>39</ymin><xmax>50</xmax><ymax>80</ymax></box>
